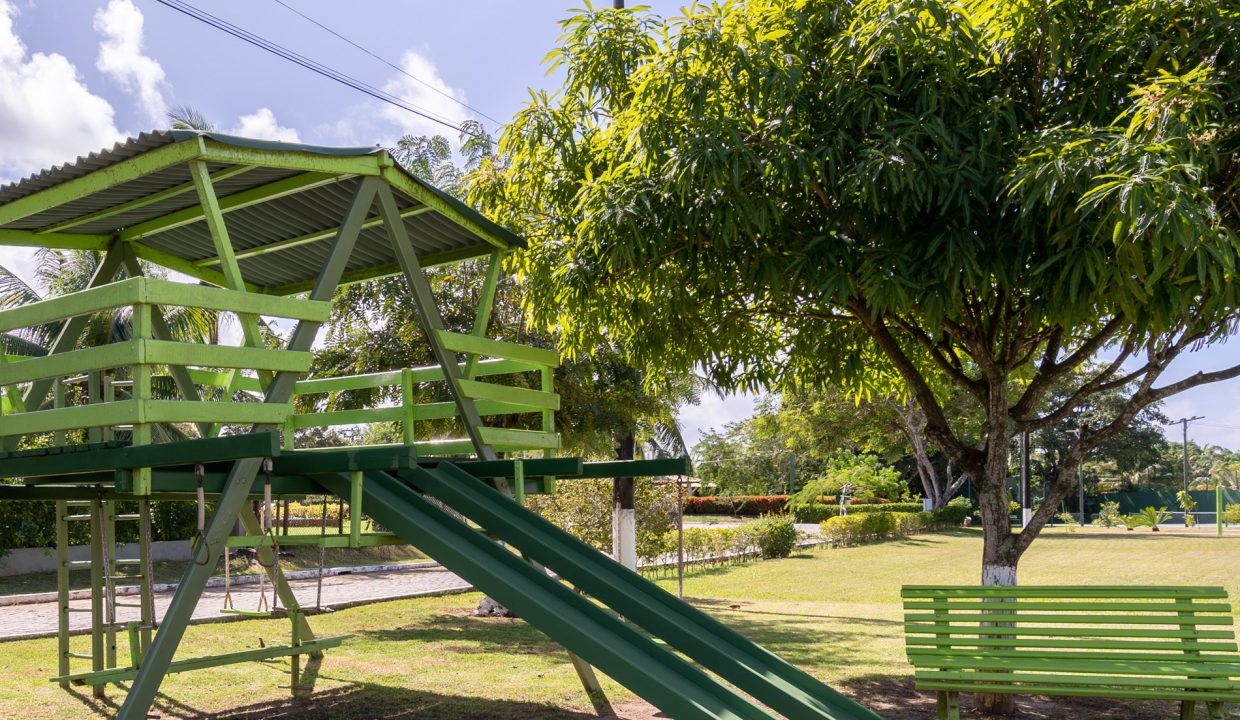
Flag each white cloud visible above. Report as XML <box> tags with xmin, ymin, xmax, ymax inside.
<box><xmin>229</xmin><ymin>107</ymin><xmax>301</xmax><ymax>143</ymax></box>
<box><xmin>0</xmin><ymin>0</ymin><xmax>121</xmax><ymax>180</ymax></box>
<box><xmin>94</xmin><ymin>0</ymin><xmax>168</xmax><ymax>126</ymax></box>
<box><xmin>678</xmin><ymin>390</ymin><xmax>760</xmax><ymax>451</ymax></box>
<box><xmin>379</xmin><ymin>50</ymin><xmax>472</xmax><ymax>138</ymax></box>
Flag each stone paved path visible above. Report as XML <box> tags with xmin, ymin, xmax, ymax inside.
<box><xmin>0</xmin><ymin>565</ymin><xmax>472</xmax><ymax>641</ymax></box>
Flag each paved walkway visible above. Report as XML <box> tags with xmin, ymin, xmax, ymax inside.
<box><xmin>0</xmin><ymin>564</ymin><xmax>472</xmax><ymax>642</ymax></box>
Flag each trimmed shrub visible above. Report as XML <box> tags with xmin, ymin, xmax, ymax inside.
<box><xmin>685</xmin><ymin>494</ymin><xmax>886</xmax><ymax>517</ymax></box>
<box><xmin>821</xmin><ymin>510</ymin><xmax>938</xmax><ymax>547</ymax></box>
<box><xmin>750</xmin><ymin>515</ymin><xmax>799</xmax><ymax>559</ymax></box>
<box><xmin>931</xmin><ymin>497</ymin><xmax>972</xmax><ymax>526</ymax></box>
<box><xmin>1225</xmin><ymin>503</ymin><xmax>1240</xmax><ymax>525</ymax></box>
<box><xmin>819</xmin><ymin>515</ymin><xmax>866</xmax><ymax>547</ymax></box>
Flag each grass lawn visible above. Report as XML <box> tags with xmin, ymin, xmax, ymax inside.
<box><xmin>0</xmin><ymin>528</ymin><xmax>1236</xmax><ymax>719</ymax></box>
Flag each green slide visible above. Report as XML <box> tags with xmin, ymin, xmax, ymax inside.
<box><xmin>398</xmin><ymin>462</ymin><xmax>882</xmax><ymax>720</ymax></box>
<box><xmin>313</xmin><ymin>470</ymin><xmax>778</xmax><ymax>720</ymax></box>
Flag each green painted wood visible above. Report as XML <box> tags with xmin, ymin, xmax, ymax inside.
<box><xmin>129</xmin><ymin>242</ymin><xmax>264</xmax><ymax>292</ymax></box>
<box><xmin>143</xmin><ymin>341</ymin><xmax>313</xmax><ymax>372</ymax></box>
<box><xmin>447</xmin><ymin>457</ymin><xmax>584</xmax><ymax>478</ymax></box>
<box><xmin>379</xmin><ymin>165</ymin><xmax>512</xmax><ymax>251</ymax></box>
<box><xmin>0</xmin><ymin>229</ymin><xmax>110</xmax><ymax>250</ymax></box>
<box><xmin>140</xmin><ymin>400</ymin><xmax>292</xmax><ymax>425</ymax></box>
<box><xmin>905</xmin><ymin>613</ymin><xmax>1236</xmax><ymax>626</ymax></box>
<box><xmin>0</xmin><ymin>433</ymin><xmax>278</xmax><ymax>479</ymax></box>
<box><xmin>51</xmin><ymin>635</ymin><xmax>347</xmax><ymax>685</ymax></box>
<box><xmin>478</xmin><ymin>427</ymin><xmax>561</xmax><ymax>450</ymax></box>
<box><xmin>435</xmin><ymin>330</ymin><xmax>560</xmax><ymax>367</ymax></box>
<box><xmin>902</xmin><ymin>586</ymin><xmax>1231</xmax><ymax>599</ymax></box>
<box><xmin>0</xmin><ymin>140</ymin><xmax>200</xmax><ymax>226</ymax></box>
<box><xmin>198</xmin><ymin>204</ymin><xmax>434</xmax><ymax>267</ymax></box>
<box><xmin>121</xmin><ymin>170</ymin><xmax>338</xmax><ymax>241</ymax></box>
<box><xmin>0</xmin><ymin>276</ymin><xmax>143</xmax><ymax>334</ymax></box>
<box><xmin>0</xmin><ymin>400</ymin><xmax>138</xmax><ymax>436</ymax></box>
<box><xmin>115</xmin><ymin>177</ymin><xmax>379</xmax><ymax>720</ymax></box>
<box><xmin>314</xmin><ymin>469</ymin><xmax>782</xmax><ymax>720</ymax></box>
<box><xmin>458</xmin><ymin>379</ymin><xmax>560</xmax><ymax>410</ymax></box>
<box><xmin>0</xmin><ymin>341</ymin><xmax>141</xmax><ymax>385</ymax></box>
<box><xmin>904</xmin><ymin>600</ymin><xmax>1236</xmax><ymax>613</ymax></box>
<box><xmin>38</xmin><ymin>164</ymin><xmax>256</xmax><ymax>235</ymax></box>
<box><xmin>576</xmin><ymin>458</ymin><xmax>692</xmax><ymax>479</ymax></box>
<box><xmin>226</xmin><ymin>533</ymin><xmax>403</xmax><ymax>548</ymax></box>
<box><xmin>377</xmin><ymin>184</ymin><xmax>494</xmax><ymax>461</ymax></box>
<box><xmin>463</xmin><ymin>251</ymin><xmax>503</xmax><ymax>380</ymax></box>
<box><xmin>274</xmin><ymin>445</ymin><xmax>417</xmax><ymax>474</ymax></box>
<box><xmin>141</xmin><ymin>281</ymin><xmax>330</xmax><ymax>321</ymax></box>
<box><xmin>289</xmin><ymin>359</ymin><xmax>540</xmax><ymax>394</ymax></box>
<box><xmin>198</xmin><ymin>140</ymin><xmax>383</xmax><ymax>176</ymax></box>
<box><xmin>268</xmin><ymin>242</ymin><xmax>500</xmax><ymax>295</ymax></box>
<box><xmin>404</xmin><ymin>461</ymin><xmax>882</xmax><ymax>720</ymax></box>
<box><xmin>288</xmin><ymin>406</ymin><xmax>404</xmax><ymax>429</ymax></box>
<box><xmin>902</xmin><ymin>585</ymin><xmax>1240</xmax><ymax>707</ymax></box>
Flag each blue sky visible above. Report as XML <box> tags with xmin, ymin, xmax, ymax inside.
<box><xmin>0</xmin><ymin>0</ymin><xmax>1236</xmax><ymax>450</ymax></box>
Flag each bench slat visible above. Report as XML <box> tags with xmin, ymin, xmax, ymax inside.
<box><xmin>906</xmin><ymin>636</ymin><xmax>1238</xmax><ymax>652</ymax></box>
<box><xmin>914</xmin><ymin>680</ymin><xmax>1240</xmax><ymax>703</ymax></box>
<box><xmin>908</xmin><ymin>648</ymin><xmax>1240</xmax><ymax>665</ymax></box>
<box><xmin>911</xmin><ymin>655</ymin><xmax>1240</xmax><ymax>677</ymax></box>
<box><xmin>904</xmin><ymin>600</ymin><xmax>1235</xmax><ymax>613</ymax></box>
<box><xmin>904</xmin><ymin>624</ymin><xmax>1235</xmax><ymax>640</ymax></box>
<box><xmin>915</xmin><ymin>669</ymin><xmax>1240</xmax><ymax>691</ymax></box>
<box><xmin>902</xmin><ymin>586</ymin><xmax>1229</xmax><ymax>599</ymax></box>
<box><xmin>905</xmin><ymin>612</ymin><xmax>1235</xmax><ymax>625</ymax></box>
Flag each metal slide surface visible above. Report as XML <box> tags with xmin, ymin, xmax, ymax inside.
<box><xmin>401</xmin><ymin>462</ymin><xmax>883</xmax><ymax>720</ymax></box>
<box><xmin>313</xmin><ymin>470</ymin><xmax>777</xmax><ymax>720</ymax></box>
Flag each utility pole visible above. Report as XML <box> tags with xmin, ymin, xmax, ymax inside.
<box><xmin>1170</xmin><ymin>416</ymin><xmax>1205</xmax><ymax>493</ymax></box>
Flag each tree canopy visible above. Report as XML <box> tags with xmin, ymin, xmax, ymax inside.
<box><xmin>477</xmin><ymin>0</ymin><xmax>1240</xmax><ymax>579</ymax></box>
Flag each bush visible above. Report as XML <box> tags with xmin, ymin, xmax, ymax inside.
<box><xmin>528</xmin><ymin>478</ymin><xmax>677</xmax><ymax>562</ymax></box>
<box><xmin>820</xmin><ymin>509</ymin><xmax>941</xmax><ymax>547</ymax></box>
<box><xmin>750</xmin><ymin>514</ymin><xmax>799</xmax><ymax>559</ymax></box>
<box><xmin>685</xmin><ymin>494</ymin><xmax>887</xmax><ymax>517</ymax></box>
<box><xmin>820</xmin><ymin>515</ymin><xmax>866</xmax><ymax>547</ymax></box>
<box><xmin>931</xmin><ymin>497</ymin><xmax>972</xmax><ymax>527</ymax></box>
<box><xmin>1094</xmin><ymin>501</ymin><xmax>1122</xmax><ymax>528</ymax></box>
<box><xmin>1225</xmin><ymin>503</ymin><xmax>1240</xmax><ymax>524</ymax></box>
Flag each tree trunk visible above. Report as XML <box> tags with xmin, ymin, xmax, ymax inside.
<box><xmin>976</xmin><ymin>459</ymin><xmax>1019</xmax><ymax>715</ymax></box>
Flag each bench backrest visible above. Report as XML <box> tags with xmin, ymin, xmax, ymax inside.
<box><xmin>901</xmin><ymin>585</ymin><xmax>1240</xmax><ymax>701</ymax></box>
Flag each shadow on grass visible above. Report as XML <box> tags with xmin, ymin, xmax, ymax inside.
<box><xmin>836</xmin><ymin>673</ymin><xmax>1192</xmax><ymax>720</ymax></box>
<box><xmin>141</xmin><ymin>683</ymin><xmax>610</xmax><ymax>720</ymax></box>
<box><xmin>357</xmin><ymin>611</ymin><xmax>566</xmax><ymax>658</ymax></box>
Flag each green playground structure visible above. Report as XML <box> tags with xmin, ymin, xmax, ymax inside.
<box><xmin>0</xmin><ymin>131</ymin><xmax>880</xmax><ymax>720</ymax></box>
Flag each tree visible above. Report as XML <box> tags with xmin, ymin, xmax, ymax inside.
<box><xmin>477</xmin><ymin>0</ymin><xmax>1240</xmax><ymax>605</ymax></box>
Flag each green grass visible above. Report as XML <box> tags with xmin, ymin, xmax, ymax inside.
<box><xmin>0</xmin><ymin>528</ymin><xmax>1237</xmax><ymax>719</ymax></box>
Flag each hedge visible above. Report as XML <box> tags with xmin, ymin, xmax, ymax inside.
<box><xmin>790</xmin><ymin>501</ymin><xmax>926</xmax><ymax>523</ymax></box>
<box><xmin>0</xmin><ymin>497</ymin><xmax>201</xmax><ymax>557</ymax></box>
<box><xmin>820</xmin><ymin>511</ymin><xmax>937</xmax><ymax>547</ymax></box>
<box><xmin>659</xmin><ymin>514</ymin><xmax>802</xmax><ymax>567</ymax></box>
<box><xmin>685</xmin><ymin>495</ymin><xmax>888</xmax><ymax>516</ymax></box>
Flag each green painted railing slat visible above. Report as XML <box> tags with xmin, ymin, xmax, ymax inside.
<box><xmin>905</xmin><ymin>612</ymin><xmax>1235</xmax><ymax>626</ymax></box>
<box><xmin>435</xmin><ymin>330</ymin><xmax>559</xmax><ymax>367</ymax></box>
<box><xmin>458</xmin><ymin>378</ymin><xmax>560</xmax><ymax>410</ymax></box>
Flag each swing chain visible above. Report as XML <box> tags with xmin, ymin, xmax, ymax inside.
<box><xmin>191</xmin><ymin>463</ymin><xmax>212</xmax><ymax>566</ymax></box>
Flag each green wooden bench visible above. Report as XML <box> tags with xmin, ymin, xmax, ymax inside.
<box><xmin>902</xmin><ymin>586</ymin><xmax>1240</xmax><ymax>720</ymax></box>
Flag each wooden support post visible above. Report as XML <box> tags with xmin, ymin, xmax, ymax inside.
<box><xmin>89</xmin><ymin>497</ymin><xmax>105</xmax><ymax>698</ymax></box>
<box><xmin>138</xmin><ymin>499</ymin><xmax>154</xmax><ymax>652</ymax></box>
<box><xmin>350</xmin><ymin>471</ymin><xmax>363</xmax><ymax>547</ymax></box>
<box><xmin>463</xmin><ymin>250</ymin><xmax>502</xmax><ymax>381</ymax></box>
<box><xmin>130</xmin><ymin>303</ymin><xmax>152</xmax><ymax>495</ymax></box>
<box><xmin>401</xmin><ymin>368</ymin><xmax>416</xmax><ymax>445</ymax></box>
<box><xmin>115</xmin><ymin>175</ymin><xmax>379</xmax><ymax>720</ymax></box>
<box><xmin>104</xmin><ymin>499</ymin><xmax>118</xmax><ymax>670</ymax></box>
<box><xmin>55</xmin><ymin>501</ymin><xmax>70</xmax><ymax>688</ymax></box>
<box><xmin>87</xmin><ymin>372</ymin><xmax>102</xmax><ymax>444</ymax></box>
<box><xmin>375</xmin><ymin>184</ymin><xmax>495</xmax><ymax>462</ymax></box>
<box><xmin>541</xmin><ymin>366</ymin><xmax>557</xmax><ymax>494</ymax></box>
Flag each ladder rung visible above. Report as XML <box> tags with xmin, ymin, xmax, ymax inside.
<box><xmin>66</xmin><ymin>607</ymin><xmax>94</xmax><ymax>613</ymax></box>
<box><xmin>114</xmin><ymin>602</ymin><xmax>143</xmax><ymax>609</ymax></box>
<box><xmin>64</xmin><ymin>514</ymin><xmax>92</xmax><ymax>521</ymax></box>
<box><xmin>64</xmin><ymin>501</ymin><xmax>92</xmax><ymax>507</ymax></box>
<box><xmin>108</xmin><ymin>574</ymin><xmax>143</xmax><ymax>581</ymax></box>
<box><xmin>112</xmin><ymin>514</ymin><xmax>142</xmax><ymax>521</ymax></box>
<box><xmin>65</xmin><ymin>652</ymin><xmax>93</xmax><ymax>660</ymax></box>
<box><xmin>64</xmin><ymin>561</ymin><xmax>93</xmax><ymax>568</ymax></box>
<box><xmin>113</xmin><ymin>559</ymin><xmax>142</xmax><ymax>565</ymax></box>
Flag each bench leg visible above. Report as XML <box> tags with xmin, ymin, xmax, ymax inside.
<box><xmin>1204</xmin><ymin>701</ymin><xmax>1223</xmax><ymax>720</ymax></box>
<box><xmin>1181</xmin><ymin>700</ymin><xmax>1196</xmax><ymax>720</ymax></box>
<box><xmin>937</xmin><ymin>691</ymin><xmax>960</xmax><ymax>720</ymax></box>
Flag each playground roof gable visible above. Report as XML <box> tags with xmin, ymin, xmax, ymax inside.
<box><xmin>0</xmin><ymin>130</ymin><xmax>522</xmax><ymax>295</ymax></box>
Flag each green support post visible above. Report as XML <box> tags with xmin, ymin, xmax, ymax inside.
<box><xmin>350</xmin><ymin>471</ymin><xmax>363</xmax><ymax>547</ymax></box>
<box><xmin>130</xmin><ymin>303</ymin><xmax>152</xmax><ymax>495</ymax></box>
<box><xmin>55</xmin><ymin>501</ymin><xmax>70</xmax><ymax>688</ymax></box>
<box><xmin>401</xmin><ymin>368</ymin><xmax>416</xmax><ymax>445</ymax></box>
<box><xmin>138</xmin><ymin>499</ymin><xmax>154</xmax><ymax>652</ymax></box>
<box><xmin>375</xmin><ymin>184</ymin><xmax>495</xmax><ymax>462</ymax></box>
<box><xmin>115</xmin><ymin>176</ymin><xmax>379</xmax><ymax>720</ymax></box>
<box><xmin>237</xmin><ymin>506</ymin><xmax>316</xmax><ymax>648</ymax></box>
<box><xmin>89</xmin><ymin>497</ymin><xmax>105</xmax><ymax>698</ymax></box>
<box><xmin>463</xmin><ymin>251</ymin><xmax>502</xmax><ymax>380</ymax></box>
<box><xmin>1219</xmin><ymin>484</ymin><xmax>1225</xmax><ymax>537</ymax></box>
<box><xmin>104</xmin><ymin>499</ymin><xmax>118</xmax><ymax>670</ymax></box>
<box><xmin>541</xmin><ymin>366</ymin><xmax>557</xmax><ymax>494</ymax></box>
<box><xmin>513</xmin><ymin>460</ymin><xmax>525</xmax><ymax>506</ymax></box>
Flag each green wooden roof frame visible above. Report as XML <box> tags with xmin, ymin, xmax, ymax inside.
<box><xmin>0</xmin><ymin>130</ymin><xmax>523</xmax><ymax>294</ymax></box>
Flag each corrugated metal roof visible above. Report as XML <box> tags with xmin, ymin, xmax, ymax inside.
<box><xmin>0</xmin><ymin>130</ymin><xmax>521</xmax><ymax>293</ymax></box>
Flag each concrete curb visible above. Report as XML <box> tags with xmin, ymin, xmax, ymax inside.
<box><xmin>0</xmin><ymin>561</ymin><xmax>440</xmax><ymax>608</ymax></box>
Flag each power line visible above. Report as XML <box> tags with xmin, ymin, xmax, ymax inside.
<box><xmin>269</xmin><ymin>0</ymin><xmax>501</xmax><ymax>126</ymax></box>
<box><xmin>154</xmin><ymin>0</ymin><xmax>482</xmax><ymax>138</ymax></box>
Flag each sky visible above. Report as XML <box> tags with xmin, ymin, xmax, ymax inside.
<box><xmin>0</xmin><ymin>0</ymin><xmax>1235</xmax><ymax>451</ymax></box>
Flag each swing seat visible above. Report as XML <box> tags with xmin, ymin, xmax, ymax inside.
<box><xmin>219</xmin><ymin>607</ymin><xmax>277</xmax><ymax>618</ymax></box>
